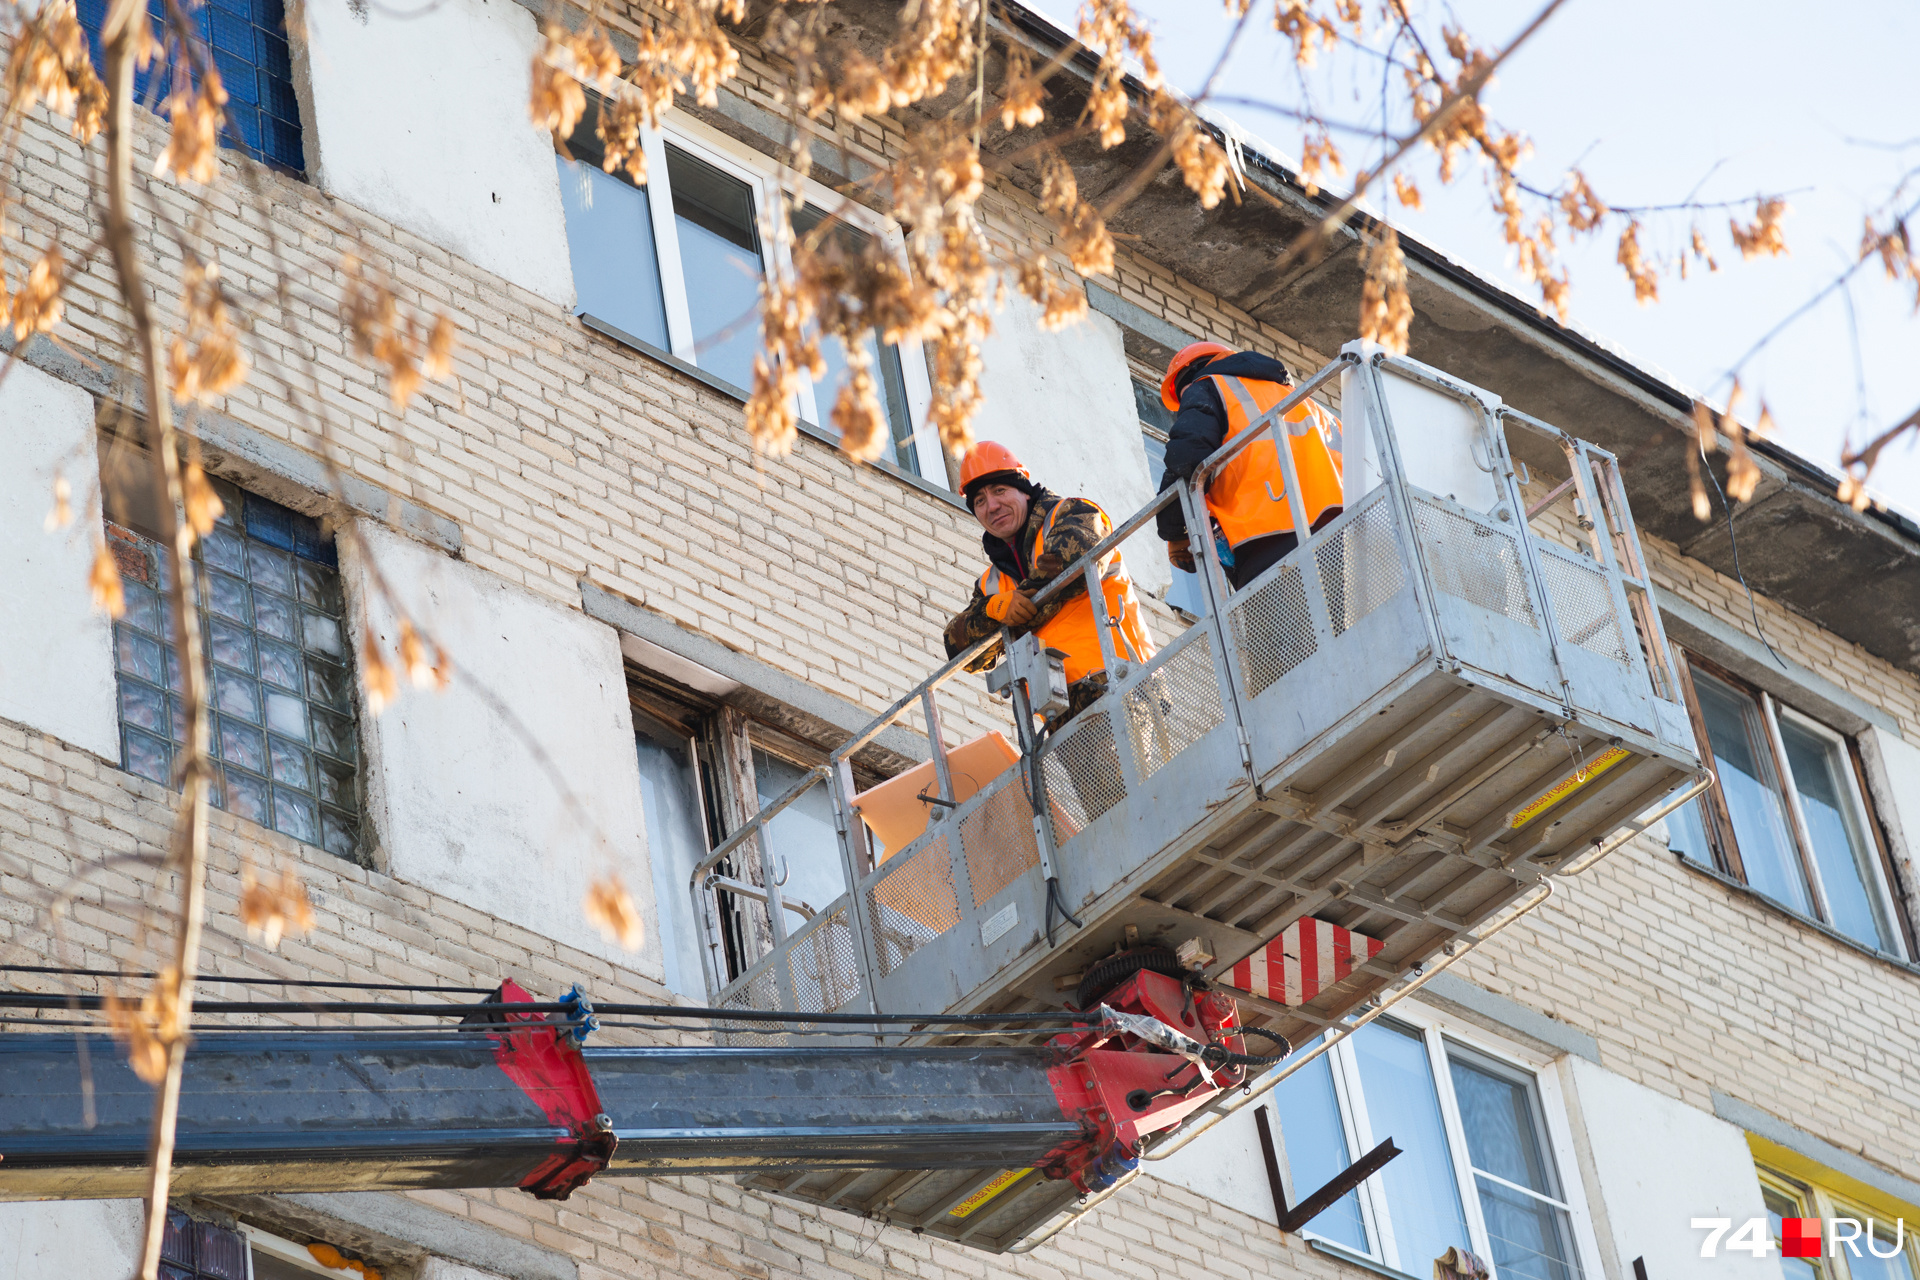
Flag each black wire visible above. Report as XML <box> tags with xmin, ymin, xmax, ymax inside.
<box><xmin>0</xmin><ymin>994</ymin><xmax>580</xmax><ymax>1016</ymax></box>
<box><xmin>1699</xmin><ymin>437</ymin><xmax>1790</xmax><ymax>671</ymax></box>
<box><xmin>0</xmin><ymin>988</ymin><xmax>1091</xmax><ymax>1028</ymax></box>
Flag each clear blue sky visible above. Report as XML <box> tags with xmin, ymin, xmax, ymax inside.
<box><xmin>1037</xmin><ymin>0</ymin><xmax>1920</xmax><ymax>515</ymax></box>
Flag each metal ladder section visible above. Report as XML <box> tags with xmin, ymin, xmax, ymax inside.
<box><xmin>689</xmin><ymin>343</ymin><xmax>1709</xmax><ymax>1251</ymax></box>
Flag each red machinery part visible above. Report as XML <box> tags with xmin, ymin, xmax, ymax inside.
<box><xmin>1039</xmin><ymin>969</ymin><xmax>1246</xmax><ymax>1194</ymax></box>
<box><xmin>484</xmin><ymin>980</ymin><xmax>618</xmax><ymax>1199</ymax></box>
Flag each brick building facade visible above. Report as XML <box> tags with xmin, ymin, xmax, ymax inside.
<box><xmin>2</xmin><ymin>3</ymin><xmax>1918</xmax><ymax>1280</ymax></box>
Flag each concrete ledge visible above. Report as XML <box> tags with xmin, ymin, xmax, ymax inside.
<box><xmin>1085</xmin><ymin>281</ymin><xmax>1199</xmax><ymax>364</ymax></box>
<box><xmin>1419</xmin><ymin>972</ymin><xmax>1601</xmax><ymax>1063</ymax></box>
<box><xmin>1712</xmin><ymin>1090</ymin><xmax>1920</xmax><ymax>1211</ymax></box>
<box><xmin>1656</xmin><ymin>589</ymin><xmax>1900</xmax><ymax>739</ymax></box>
<box><xmin>580</xmin><ymin>579</ymin><xmax>932</xmax><ymax>767</ymax></box>
<box><xmin>10</xmin><ymin>334</ymin><xmax>463</xmax><ymax>557</ymax></box>
<box><xmin>223</xmin><ymin>1192</ymin><xmax>577</xmax><ymax>1280</ymax></box>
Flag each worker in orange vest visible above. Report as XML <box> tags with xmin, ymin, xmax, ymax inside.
<box><xmin>944</xmin><ymin>442</ymin><xmax>1156</xmax><ymax>725</ymax></box>
<box><xmin>1155</xmin><ymin>343</ymin><xmax>1344</xmax><ymax>591</ymax></box>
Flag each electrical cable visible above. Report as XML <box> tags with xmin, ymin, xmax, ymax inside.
<box><xmin>1697</xmin><ymin>435</ymin><xmax>1790</xmax><ymax>671</ymax></box>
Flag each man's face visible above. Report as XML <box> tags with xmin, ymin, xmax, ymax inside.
<box><xmin>972</xmin><ymin>482</ymin><xmax>1030</xmax><ymax>541</ymax></box>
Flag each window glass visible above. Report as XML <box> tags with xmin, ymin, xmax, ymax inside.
<box><xmin>76</xmin><ymin>0</ymin><xmax>305</xmax><ymax>173</ymax></box>
<box><xmin>1665</xmin><ymin>793</ymin><xmax>1717</xmax><ymax>866</ymax></box>
<box><xmin>108</xmin><ymin>491</ymin><xmax>358</xmax><ymax>858</ymax></box>
<box><xmin>635</xmin><ymin>714</ymin><xmax>712</xmax><ymax>999</ymax></box>
<box><xmin>1764</xmin><ymin>1186</ymin><xmax>1824</xmax><ymax>1280</ymax></box>
<box><xmin>557</xmin><ymin>149</ymin><xmax>670</xmax><ymax>351</ymax></box>
<box><xmin>1273</xmin><ymin>1038</ymin><xmax>1369</xmax><ymax>1252</ymax></box>
<box><xmin>1136</xmin><ymin>380</ymin><xmax>1207</xmax><ymax>616</ymax></box>
<box><xmin>790</xmin><ymin>205</ymin><xmax>918</xmax><ymax>473</ymax></box>
<box><xmin>1779</xmin><ymin>718</ymin><xmax>1895</xmax><ymax>951</ymax></box>
<box><xmin>753</xmin><ymin>749</ymin><xmax>846</xmax><ymax>919</ymax></box>
<box><xmin>1448</xmin><ymin>1049</ymin><xmax>1581</xmax><ymax>1280</ymax></box>
<box><xmin>668</xmin><ymin>144</ymin><xmax>765</xmax><ymax>391</ymax></box>
<box><xmin>1840</xmin><ymin>1217</ymin><xmax>1918</xmax><ymax>1280</ymax></box>
<box><xmin>1692</xmin><ymin>668</ymin><xmax>1811</xmax><ymax>914</ymax></box>
<box><xmin>1352</xmin><ymin>1020</ymin><xmax>1471</xmax><ymax>1272</ymax></box>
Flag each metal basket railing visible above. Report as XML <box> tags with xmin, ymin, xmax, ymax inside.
<box><xmin>690</xmin><ymin>344</ymin><xmax>1697</xmax><ymax>1038</ymax></box>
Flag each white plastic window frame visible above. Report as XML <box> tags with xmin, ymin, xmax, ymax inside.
<box><xmin>1300</xmin><ymin>1002</ymin><xmax>1606</xmax><ymax>1280</ymax></box>
<box><xmin>631</xmin><ymin>113</ymin><xmax>939</xmax><ymax>475</ymax></box>
<box><xmin>239</xmin><ymin>1225</ymin><xmax>367</xmax><ymax>1279</ymax></box>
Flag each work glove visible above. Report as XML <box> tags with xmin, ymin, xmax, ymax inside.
<box><xmin>1166</xmin><ymin>537</ymin><xmax>1196</xmax><ymax>573</ymax></box>
<box><xmin>985</xmin><ymin>587</ymin><xmax>1039</xmax><ymax>627</ymax></box>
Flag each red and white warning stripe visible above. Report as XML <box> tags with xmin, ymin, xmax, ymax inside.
<box><xmin>1226</xmin><ymin>918</ymin><xmax>1383</xmax><ymax>1006</ymax></box>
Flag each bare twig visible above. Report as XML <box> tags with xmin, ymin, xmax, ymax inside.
<box><xmin>98</xmin><ymin>0</ymin><xmax>215</xmax><ymax>1273</ymax></box>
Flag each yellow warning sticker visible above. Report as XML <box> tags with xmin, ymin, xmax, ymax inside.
<box><xmin>950</xmin><ymin>1168</ymin><xmax>1030</xmax><ymax>1219</ymax></box>
<box><xmin>1509</xmin><ymin>747</ymin><xmax>1630</xmax><ymax>829</ymax></box>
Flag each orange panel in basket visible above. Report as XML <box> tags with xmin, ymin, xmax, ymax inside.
<box><xmin>853</xmin><ymin>732</ymin><xmax>1022</xmax><ymax>862</ymax></box>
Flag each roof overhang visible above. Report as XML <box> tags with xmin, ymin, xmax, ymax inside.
<box><xmin>731</xmin><ymin>0</ymin><xmax>1920</xmax><ymax>674</ymax></box>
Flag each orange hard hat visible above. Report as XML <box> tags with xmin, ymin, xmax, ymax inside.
<box><xmin>959</xmin><ymin>441</ymin><xmax>1030</xmax><ymax>500</ymax></box>
<box><xmin>1161</xmin><ymin>341</ymin><xmax>1232</xmax><ymax>412</ymax></box>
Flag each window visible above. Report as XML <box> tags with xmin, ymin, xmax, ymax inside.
<box><xmin>1273</xmin><ymin>1010</ymin><xmax>1592</xmax><ymax>1280</ymax></box>
<box><xmin>75</xmin><ymin>0</ymin><xmax>305</xmax><ymax>174</ymax></box>
<box><xmin>627</xmin><ymin>663</ymin><xmax>885</xmax><ymax>1000</ymax></box>
<box><xmin>159</xmin><ymin>1212</ymin><xmax>373</xmax><ymax>1280</ymax></box>
<box><xmin>1755</xmin><ymin>1163</ymin><xmax>1920</xmax><ymax>1280</ymax></box>
<box><xmin>106</xmin><ymin>484</ymin><xmax>360</xmax><ymax>859</ymax></box>
<box><xmin>160</xmin><ymin>1209</ymin><xmax>248</xmax><ymax>1280</ymax></box>
<box><xmin>1667</xmin><ymin>654</ymin><xmax>1906</xmax><ymax>957</ymax></box>
<box><xmin>556</xmin><ymin>106</ymin><xmax>934</xmax><ymax>476</ymax></box>
<box><xmin>1134</xmin><ymin>378</ymin><xmax>1207</xmax><ymax>616</ymax></box>
<box><xmin>633</xmin><ymin>704</ymin><xmax>722</xmax><ymax>1000</ymax></box>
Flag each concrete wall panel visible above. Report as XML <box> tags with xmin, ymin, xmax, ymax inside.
<box><xmin>303</xmin><ymin>0</ymin><xmax>574</xmax><ymax>306</ymax></box>
<box><xmin>0</xmin><ymin>363</ymin><xmax>117</xmax><ymax>759</ymax></box>
<box><xmin>1146</xmin><ymin>1098</ymin><xmax>1282</xmax><ymax>1228</ymax></box>
<box><xmin>349</xmin><ymin>523</ymin><xmax>660</xmax><ymax>975</ymax></box>
<box><xmin>0</xmin><ymin>1200</ymin><xmax>143</xmax><ymax>1280</ymax></box>
<box><xmin>1567</xmin><ymin>1057</ymin><xmax>1778</xmax><ymax>1280</ymax></box>
<box><xmin>970</xmin><ymin>299</ymin><xmax>1172</xmax><ymax>597</ymax></box>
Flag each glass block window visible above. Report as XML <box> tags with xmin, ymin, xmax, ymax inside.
<box><xmin>160</xmin><ymin>1209</ymin><xmax>248</xmax><ymax>1280</ymax></box>
<box><xmin>108</xmin><ymin>491</ymin><xmax>359</xmax><ymax>858</ymax></box>
<box><xmin>75</xmin><ymin>0</ymin><xmax>306</xmax><ymax>175</ymax></box>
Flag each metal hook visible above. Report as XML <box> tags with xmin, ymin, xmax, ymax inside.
<box><xmin>771</xmin><ymin>856</ymin><xmax>790</xmax><ymax>889</ymax></box>
<box><xmin>1468</xmin><ymin>434</ymin><xmax>1496</xmax><ymax>474</ymax></box>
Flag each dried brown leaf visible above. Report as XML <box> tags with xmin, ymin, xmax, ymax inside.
<box><xmin>240</xmin><ymin>866</ymin><xmax>316</xmax><ymax>950</ymax></box>
<box><xmin>583</xmin><ymin>875</ymin><xmax>644</xmax><ymax>949</ymax></box>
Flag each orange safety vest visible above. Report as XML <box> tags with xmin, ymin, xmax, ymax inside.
<box><xmin>978</xmin><ymin>499</ymin><xmax>1156</xmax><ymax>685</ymax></box>
<box><xmin>1203</xmin><ymin>374</ymin><xmax>1344</xmax><ymax>550</ymax></box>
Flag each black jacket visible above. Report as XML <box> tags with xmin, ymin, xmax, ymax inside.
<box><xmin>1153</xmin><ymin>352</ymin><xmax>1294</xmax><ymax>541</ymax></box>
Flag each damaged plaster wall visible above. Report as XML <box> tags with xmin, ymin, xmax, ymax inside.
<box><xmin>0</xmin><ymin>361</ymin><xmax>118</xmax><ymax>760</ymax></box>
<box><xmin>347</xmin><ymin>522</ymin><xmax>661</xmax><ymax>976</ymax></box>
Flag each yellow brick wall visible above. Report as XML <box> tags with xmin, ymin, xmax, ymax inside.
<box><xmin>4</xmin><ymin>21</ymin><xmax>1920</xmax><ymax>1278</ymax></box>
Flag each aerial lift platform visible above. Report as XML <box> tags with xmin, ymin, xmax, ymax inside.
<box><xmin>684</xmin><ymin>343</ymin><xmax>1707</xmax><ymax>1247</ymax></box>
<box><xmin>0</xmin><ymin>346</ymin><xmax>1706</xmax><ymax>1255</ymax></box>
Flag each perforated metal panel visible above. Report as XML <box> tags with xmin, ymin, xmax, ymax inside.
<box><xmin>867</xmin><ymin>836</ymin><xmax>962</xmax><ymax>976</ymax></box>
<box><xmin>788</xmin><ymin>910</ymin><xmax>862</xmax><ymax>1015</ymax></box>
<box><xmin>1412</xmin><ymin>499</ymin><xmax>1536</xmax><ymax>626</ymax></box>
<box><xmin>1230</xmin><ymin>562</ymin><xmax>1317</xmax><ymax>698</ymax></box>
<box><xmin>717</xmin><ymin>969</ymin><xmax>783</xmax><ymax>1047</ymax></box>
<box><xmin>1042</xmin><ymin>711</ymin><xmax>1126</xmax><ymax>829</ymax></box>
<box><xmin>960</xmin><ymin>781</ymin><xmax>1041</xmax><ymax>909</ymax></box>
<box><xmin>1125</xmin><ymin>635</ymin><xmax>1225</xmax><ymax>778</ymax></box>
<box><xmin>1536</xmin><ymin>544</ymin><xmax>1630</xmax><ymax>663</ymax></box>
<box><xmin>1319</xmin><ymin>495</ymin><xmax>1406</xmax><ymax>636</ymax></box>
